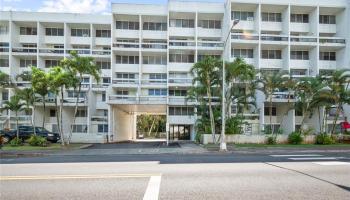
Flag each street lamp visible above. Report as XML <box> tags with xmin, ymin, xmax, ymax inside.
<box><xmin>220</xmin><ymin>19</ymin><xmax>239</xmax><ymax>151</ymax></box>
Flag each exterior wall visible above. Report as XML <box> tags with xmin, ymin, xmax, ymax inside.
<box><xmin>0</xmin><ymin>0</ymin><xmax>349</xmax><ymax>143</ymax></box>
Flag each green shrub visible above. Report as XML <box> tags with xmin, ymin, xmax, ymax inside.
<box><xmin>10</xmin><ymin>137</ymin><xmax>23</xmax><ymax>147</ymax></box>
<box><xmin>225</xmin><ymin>116</ymin><xmax>243</xmax><ymax>135</ymax></box>
<box><xmin>27</xmin><ymin>135</ymin><xmax>48</xmax><ymax>147</ymax></box>
<box><xmin>266</xmin><ymin>136</ymin><xmax>277</xmax><ymax>145</ymax></box>
<box><xmin>316</xmin><ymin>133</ymin><xmax>335</xmax><ymax>145</ymax></box>
<box><xmin>288</xmin><ymin>131</ymin><xmax>303</xmax><ymax>145</ymax></box>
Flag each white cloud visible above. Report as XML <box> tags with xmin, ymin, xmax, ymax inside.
<box><xmin>38</xmin><ymin>0</ymin><xmax>109</xmax><ymax>14</ymax></box>
<box><xmin>1</xmin><ymin>6</ymin><xmax>31</xmax><ymax>12</ymax></box>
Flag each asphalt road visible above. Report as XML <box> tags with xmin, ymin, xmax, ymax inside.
<box><xmin>1</xmin><ymin>152</ymin><xmax>350</xmax><ymax>200</ymax></box>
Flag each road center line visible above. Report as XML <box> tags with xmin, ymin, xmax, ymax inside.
<box><xmin>270</xmin><ymin>154</ymin><xmax>323</xmax><ymax>157</ymax></box>
<box><xmin>0</xmin><ymin>174</ymin><xmax>161</xmax><ymax>181</ymax></box>
<box><xmin>288</xmin><ymin>157</ymin><xmax>343</xmax><ymax>160</ymax></box>
<box><xmin>143</xmin><ymin>175</ymin><xmax>162</xmax><ymax>200</ymax></box>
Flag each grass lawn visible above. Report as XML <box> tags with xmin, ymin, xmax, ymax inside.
<box><xmin>1</xmin><ymin>143</ymin><xmax>85</xmax><ymax>151</ymax></box>
<box><xmin>204</xmin><ymin>143</ymin><xmax>350</xmax><ymax>149</ymax></box>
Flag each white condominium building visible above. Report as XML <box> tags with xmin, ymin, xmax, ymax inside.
<box><xmin>0</xmin><ymin>0</ymin><xmax>349</xmax><ymax>143</ymax></box>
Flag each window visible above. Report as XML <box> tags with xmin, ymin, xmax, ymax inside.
<box><xmin>0</xmin><ymin>26</ymin><xmax>8</xmax><ymax>35</ymax></box>
<box><xmin>102</xmin><ymin>92</ymin><xmax>106</xmax><ymax>102</ymax></box>
<box><xmin>169</xmin><ymin>90</ymin><xmax>187</xmax><ymax>96</ymax></box>
<box><xmin>50</xmin><ymin>109</ymin><xmax>56</xmax><ymax>117</ymax></box>
<box><xmin>262</xmin><ymin>12</ymin><xmax>282</xmax><ymax>22</ymax></box>
<box><xmin>264</xmin><ymin>107</ymin><xmax>277</xmax><ymax>116</ymax></box>
<box><xmin>67</xmin><ymin>91</ymin><xmax>86</xmax><ymax>98</ymax></box>
<box><xmin>96</xmin><ymin>61</ymin><xmax>111</xmax><ymax>69</ymax></box>
<box><xmin>233</xmin><ymin>49</ymin><xmax>254</xmax><ymax>58</ymax></box>
<box><xmin>232</xmin><ymin>11</ymin><xmax>254</xmax><ymax>21</ymax></box>
<box><xmin>45</xmin><ymin>60</ymin><xmax>59</xmax><ymax>68</ymax></box>
<box><xmin>319</xmin><ymin>15</ymin><xmax>336</xmax><ymax>24</ymax></box>
<box><xmin>169</xmin><ymin>107</ymin><xmax>194</xmax><ymax>116</ymax></box>
<box><xmin>197</xmin><ymin>55</ymin><xmax>221</xmax><ymax>61</ymax></box>
<box><xmin>115</xmin><ymin>73</ymin><xmax>136</xmax><ymax>83</ymax></box>
<box><xmin>116</xmin><ymin>21</ymin><xmax>139</xmax><ymax>30</ymax></box>
<box><xmin>98</xmin><ymin>124</ymin><xmax>108</xmax><ymax>133</ymax></box>
<box><xmin>143</xmin><ymin>22</ymin><xmax>167</xmax><ymax>31</ymax></box>
<box><xmin>198</xmin><ymin>20</ymin><xmax>221</xmax><ymax>29</ymax></box>
<box><xmin>290</xmin><ymin>51</ymin><xmax>309</xmax><ymax>60</ymax></box>
<box><xmin>20</xmin><ymin>59</ymin><xmax>37</xmax><ymax>68</ymax></box>
<box><xmin>72</xmin><ymin>124</ymin><xmax>88</xmax><ymax>133</ymax></box>
<box><xmin>115</xmin><ymin>55</ymin><xmax>139</xmax><ymax>64</ymax></box>
<box><xmin>142</xmin><ymin>55</ymin><xmax>167</xmax><ymax>65</ymax></box>
<box><xmin>261</xmin><ymin>50</ymin><xmax>282</xmax><ymax>59</ymax></box>
<box><xmin>45</xmin><ymin>28</ymin><xmax>64</xmax><ymax>36</ymax></box>
<box><xmin>102</xmin><ymin>77</ymin><xmax>111</xmax><ymax>84</ymax></box>
<box><xmin>75</xmin><ymin>110</ymin><xmax>87</xmax><ymax>117</ymax></box>
<box><xmin>20</xmin><ymin>27</ymin><xmax>37</xmax><ymax>35</ymax></box>
<box><xmin>149</xmin><ymin>73</ymin><xmax>167</xmax><ymax>80</ymax></box>
<box><xmin>148</xmin><ymin>89</ymin><xmax>167</xmax><ymax>96</ymax></box>
<box><xmin>291</xmin><ymin>14</ymin><xmax>309</xmax><ymax>23</ymax></box>
<box><xmin>96</xmin><ymin>30</ymin><xmax>111</xmax><ymax>37</ymax></box>
<box><xmin>320</xmin><ymin>52</ymin><xmax>336</xmax><ymax>61</ymax></box>
<box><xmin>71</xmin><ymin>29</ymin><xmax>90</xmax><ymax>37</ymax></box>
<box><xmin>116</xmin><ymin>90</ymin><xmax>129</xmax><ymax>96</ymax></box>
<box><xmin>169</xmin><ymin>53</ymin><xmax>194</xmax><ymax>63</ymax></box>
<box><xmin>2</xmin><ymin>90</ymin><xmax>9</xmax><ymax>101</ymax></box>
<box><xmin>0</xmin><ymin>59</ymin><xmax>9</xmax><ymax>67</ymax></box>
<box><xmin>169</xmin><ymin>19</ymin><xmax>195</xmax><ymax>28</ymax></box>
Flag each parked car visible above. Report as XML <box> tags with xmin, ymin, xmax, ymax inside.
<box><xmin>0</xmin><ymin>126</ymin><xmax>60</xmax><ymax>144</ymax></box>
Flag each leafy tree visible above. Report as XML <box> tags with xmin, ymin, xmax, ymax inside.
<box><xmin>1</xmin><ymin>95</ymin><xmax>25</xmax><ymax>139</ymax></box>
<box><xmin>61</xmin><ymin>51</ymin><xmax>100</xmax><ymax>144</ymax></box>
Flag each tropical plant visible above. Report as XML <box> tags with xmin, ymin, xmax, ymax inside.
<box><xmin>0</xmin><ymin>70</ymin><xmax>12</xmax><ymax>87</ymax></box>
<box><xmin>27</xmin><ymin>135</ymin><xmax>48</xmax><ymax>147</ymax></box>
<box><xmin>190</xmin><ymin>56</ymin><xmax>221</xmax><ymax>143</ymax></box>
<box><xmin>16</xmin><ymin>87</ymin><xmax>37</xmax><ymax>135</ymax></box>
<box><xmin>61</xmin><ymin>51</ymin><xmax>100</xmax><ymax>144</ymax></box>
<box><xmin>316</xmin><ymin>133</ymin><xmax>335</xmax><ymax>145</ymax></box>
<box><xmin>1</xmin><ymin>95</ymin><xmax>25</xmax><ymax>139</ymax></box>
<box><xmin>288</xmin><ymin>131</ymin><xmax>303</xmax><ymax>145</ymax></box>
<box><xmin>31</xmin><ymin>67</ymin><xmax>50</xmax><ymax>128</ymax></box>
<box><xmin>257</xmin><ymin>71</ymin><xmax>286</xmax><ymax>135</ymax></box>
<box><xmin>225</xmin><ymin>116</ymin><xmax>244</xmax><ymax>135</ymax></box>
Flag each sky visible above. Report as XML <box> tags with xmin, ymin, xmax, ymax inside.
<box><xmin>0</xmin><ymin>0</ymin><xmax>224</xmax><ymax>14</ymax></box>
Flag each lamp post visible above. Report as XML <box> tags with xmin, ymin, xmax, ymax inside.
<box><xmin>220</xmin><ymin>19</ymin><xmax>239</xmax><ymax>151</ymax></box>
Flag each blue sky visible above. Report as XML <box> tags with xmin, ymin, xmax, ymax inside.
<box><xmin>1</xmin><ymin>0</ymin><xmax>224</xmax><ymax>14</ymax></box>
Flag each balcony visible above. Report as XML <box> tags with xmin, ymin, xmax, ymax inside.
<box><xmin>231</xmin><ymin>33</ymin><xmax>259</xmax><ymax>43</ymax></box>
<box><xmin>168</xmin><ymin>27</ymin><xmax>195</xmax><ymax>37</ymax></box>
<box><xmin>260</xmin><ymin>59</ymin><xmax>283</xmax><ymax>69</ymax></box>
<box><xmin>114</xmin><ymin>29</ymin><xmax>139</xmax><ymax>38</ymax></box>
<box><xmin>12</xmin><ymin>47</ymin><xmax>37</xmax><ymax>55</ymax></box>
<box><xmin>113</xmin><ymin>42</ymin><xmax>139</xmax><ymax>51</ymax></box>
<box><xmin>66</xmin><ymin>49</ymin><xmax>91</xmax><ymax>55</ymax></box>
<box><xmin>261</xmin><ymin>35</ymin><xmax>288</xmax><ymax>44</ymax></box>
<box><xmin>112</xmin><ymin>78</ymin><xmax>138</xmax><ymax>87</ymax></box>
<box><xmin>319</xmin><ymin>24</ymin><xmax>336</xmax><ymax>34</ymax></box>
<box><xmin>319</xmin><ymin>37</ymin><xmax>346</xmax><ymax>47</ymax></box>
<box><xmin>92</xmin><ymin>83</ymin><xmax>109</xmax><ymax>91</ymax></box>
<box><xmin>0</xmin><ymin>47</ymin><xmax>10</xmax><ymax>54</ymax></box>
<box><xmin>197</xmin><ymin>41</ymin><xmax>223</xmax><ymax>50</ymax></box>
<box><xmin>141</xmin><ymin>79</ymin><xmax>167</xmax><ymax>86</ymax></box>
<box><xmin>142</xmin><ymin>30</ymin><xmax>167</xmax><ymax>39</ymax></box>
<box><xmin>168</xmin><ymin>78</ymin><xmax>192</xmax><ymax>87</ymax></box>
<box><xmin>92</xmin><ymin>49</ymin><xmax>111</xmax><ymax>57</ymax></box>
<box><xmin>290</xmin><ymin>23</ymin><xmax>310</xmax><ymax>33</ymax></box>
<box><xmin>261</xmin><ymin>21</ymin><xmax>282</xmax><ymax>32</ymax></box>
<box><xmin>168</xmin><ymin>63</ymin><xmax>194</xmax><ymax>72</ymax></box>
<box><xmin>16</xmin><ymin>81</ymin><xmax>31</xmax><ymax>88</ymax></box>
<box><xmin>39</xmin><ymin>48</ymin><xmax>64</xmax><ymax>56</ymax></box>
<box><xmin>290</xmin><ymin>60</ymin><xmax>312</xmax><ymax>69</ymax></box>
<box><xmin>70</xmin><ymin>36</ymin><xmax>91</xmax><ymax>45</ymax></box>
<box><xmin>290</xmin><ymin>36</ymin><xmax>317</xmax><ymax>45</ymax></box>
<box><xmin>197</xmin><ymin>28</ymin><xmax>222</xmax><ymax>38</ymax></box>
<box><xmin>141</xmin><ymin>43</ymin><xmax>167</xmax><ymax>52</ymax></box>
<box><xmin>168</xmin><ymin>96</ymin><xmax>195</xmax><ymax>105</ymax></box>
<box><xmin>91</xmin><ymin>116</ymin><xmax>108</xmax><ymax>123</ymax></box>
<box><xmin>108</xmin><ymin>95</ymin><xmax>138</xmax><ymax>104</ymax></box>
<box><xmin>319</xmin><ymin>61</ymin><xmax>337</xmax><ymax>70</ymax></box>
<box><xmin>139</xmin><ymin>96</ymin><xmax>167</xmax><ymax>104</ymax></box>
<box><xmin>44</xmin><ymin>36</ymin><xmax>64</xmax><ymax>44</ymax></box>
<box><xmin>169</xmin><ymin>41</ymin><xmax>195</xmax><ymax>50</ymax></box>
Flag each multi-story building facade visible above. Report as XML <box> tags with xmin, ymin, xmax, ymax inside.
<box><xmin>0</xmin><ymin>0</ymin><xmax>349</xmax><ymax>143</ymax></box>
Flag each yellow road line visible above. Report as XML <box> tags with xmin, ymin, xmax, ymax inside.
<box><xmin>0</xmin><ymin>173</ymin><xmax>162</xmax><ymax>181</ymax></box>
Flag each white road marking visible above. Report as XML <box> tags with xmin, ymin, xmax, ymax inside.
<box><xmin>312</xmin><ymin>161</ymin><xmax>350</xmax><ymax>166</ymax></box>
<box><xmin>288</xmin><ymin>157</ymin><xmax>343</xmax><ymax>160</ymax></box>
<box><xmin>270</xmin><ymin>154</ymin><xmax>323</xmax><ymax>157</ymax></box>
<box><xmin>143</xmin><ymin>175</ymin><xmax>162</xmax><ymax>200</ymax></box>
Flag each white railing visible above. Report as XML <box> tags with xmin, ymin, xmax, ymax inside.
<box><xmin>141</xmin><ymin>79</ymin><xmax>167</xmax><ymax>84</ymax></box>
<box><xmin>39</xmin><ymin>48</ymin><xmax>64</xmax><ymax>54</ymax></box>
<box><xmin>319</xmin><ymin>37</ymin><xmax>346</xmax><ymax>44</ymax></box>
<box><xmin>168</xmin><ymin>78</ymin><xmax>192</xmax><ymax>84</ymax></box>
<box><xmin>112</xmin><ymin>78</ymin><xmax>138</xmax><ymax>84</ymax></box>
<box><xmin>142</xmin><ymin>43</ymin><xmax>167</xmax><ymax>49</ymax></box>
<box><xmin>92</xmin><ymin>50</ymin><xmax>111</xmax><ymax>55</ymax></box>
<box><xmin>66</xmin><ymin>49</ymin><xmax>91</xmax><ymax>54</ymax></box>
<box><xmin>12</xmin><ymin>47</ymin><xmax>37</xmax><ymax>53</ymax></box>
<box><xmin>231</xmin><ymin>33</ymin><xmax>259</xmax><ymax>40</ymax></box>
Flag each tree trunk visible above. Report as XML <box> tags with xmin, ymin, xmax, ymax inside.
<box><xmin>32</xmin><ymin>106</ymin><xmax>36</xmax><ymax>135</ymax></box>
<box><xmin>60</xmin><ymin>87</ymin><xmax>65</xmax><ymax>145</ymax></box>
<box><xmin>54</xmin><ymin>95</ymin><xmax>64</xmax><ymax>146</ymax></box>
<box><xmin>16</xmin><ymin>111</ymin><xmax>19</xmax><ymax>139</ymax></box>
<box><xmin>269</xmin><ymin>94</ymin><xmax>273</xmax><ymax>135</ymax></box>
<box><xmin>207</xmin><ymin>87</ymin><xmax>216</xmax><ymax>144</ymax></box>
<box><xmin>318</xmin><ymin>107</ymin><xmax>322</xmax><ymax>133</ymax></box>
<box><xmin>42</xmin><ymin>96</ymin><xmax>46</xmax><ymax>128</ymax></box>
<box><xmin>331</xmin><ymin>105</ymin><xmax>341</xmax><ymax>135</ymax></box>
<box><xmin>68</xmin><ymin>75</ymin><xmax>82</xmax><ymax>144</ymax></box>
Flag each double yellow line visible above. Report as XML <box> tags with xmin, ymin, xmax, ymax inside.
<box><xmin>0</xmin><ymin>173</ymin><xmax>161</xmax><ymax>181</ymax></box>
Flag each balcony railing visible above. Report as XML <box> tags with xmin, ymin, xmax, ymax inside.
<box><xmin>109</xmin><ymin>95</ymin><xmax>137</xmax><ymax>101</ymax></box>
<box><xmin>231</xmin><ymin>33</ymin><xmax>259</xmax><ymax>40</ymax></box>
<box><xmin>16</xmin><ymin>81</ymin><xmax>31</xmax><ymax>87</ymax></box>
<box><xmin>112</xmin><ymin>78</ymin><xmax>138</xmax><ymax>84</ymax></box>
<box><xmin>92</xmin><ymin>83</ymin><xmax>109</xmax><ymax>88</ymax></box>
<box><xmin>12</xmin><ymin>47</ymin><xmax>37</xmax><ymax>53</ymax></box>
<box><xmin>142</xmin><ymin>43</ymin><xmax>167</xmax><ymax>49</ymax></box>
<box><xmin>197</xmin><ymin>41</ymin><xmax>223</xmax><ymax>47</ymax></box>
<box><xmin>92</xmin><ymin>50</ymin><xmax>111</xmax><ymax>55</ymax></box>
<box><xmin>261</xmin><ymin>35</ymin><xmax>288</xmax><ymax>42</ymax></box>
<box><xmin>319</xmin><ymin>37</ymin><xmax>346</xmax><ymax>44</ymax></box>
<box><xmin>91</xmin><ymin>116</ymin><xmax>108</xmax><ymax>122</ymax></box>
<box><xmin>141</xmin><ymin>79</ymin><xmax>167</xmax><ymax>84</ymax></box>
<box><xmin>168</xmin><ymin>78</ymin><xmax>192</xmax><ymax>84</ymax></box>
<box><xmin>66</xmin><ymin>49</ymin><xmax>91</xmax><ymax>54</ymax></box>
<box><xmin>39</xmin><ymin>48</ymin><xmax>64</xmax><ymax>54</ymax></box>
<box><xmin>0</xmin><ymin>47</ymin><xmax>10</xmax><ymax>52</ymax></box>
<box><xmin>113</xmin><ymin>43</ymin><xmax>139</xmax><ymax>48</ymax></box>
<box><xmin>169</xmin><ymin>41</ymin><xmax>195</xmax><ymax>47</ymax></box>
<box><xmin>290</xmin><ymin>37</ymin><xmax>317</xmax><ymax>43</ymax></box>
<box><xmin>271</xmin><ymin>92</ymin><xmax>295</xmax><ymax>100</ymax></box>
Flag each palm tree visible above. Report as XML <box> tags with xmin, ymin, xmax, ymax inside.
<box><xmin>16</xmin><ymin>88</ymin><xmax>38</xmax><ymax>134</ymax></box>
<box><xmin>0</xmin><ymin>70</ymin><xmax>12</xmax><ymax>87</ymax></box>
<box><xmin>190</xmin><ymin>56</ymin><xmax>221</xmax><ymax>143</ymax></box>
<box><xmin>257</xmin><ymin>71</ymin><xmax>286</xmax><ymax>135</ymax></box>
<box><xmin>60</xmin><ymin>51</ymin><xmax>100</xmax><ymax>144</ymax></box>
<box><xmin>1</xmin><ymin>95</ymin><xmax>25</xmax><ymax>139</ymax></box>
<box><xmin>31</xmin><ymin>67</ymin><xmax>50</xmax><ymax>128</ymax></box>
